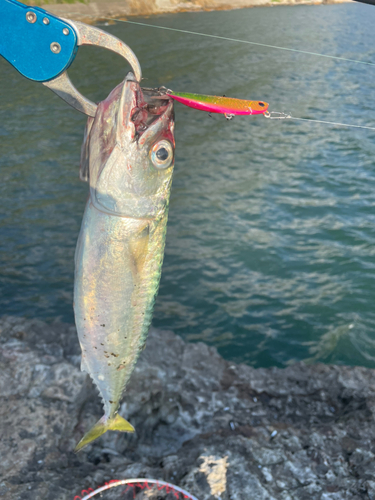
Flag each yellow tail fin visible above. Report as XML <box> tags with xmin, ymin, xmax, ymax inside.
<box><xmin>75</xmin><ymin>414</ymin><xmax>135</xmax><ymax>452</ymax></box>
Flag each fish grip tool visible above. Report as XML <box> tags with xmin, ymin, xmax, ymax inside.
<box><xmin>0</xmin><ymin>0</ymin><xmax>142</xmax><ymax>117</ymax></box>
<box><xmin>43</xmin><ymin>20</ymin><xmax>142</xmax><ymax>117</ymax></box>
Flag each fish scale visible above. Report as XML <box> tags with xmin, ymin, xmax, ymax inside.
<box><xmin>77</xmin><ymin>209</ymin><xmax>168</xmax><ymax>409</ymax></box>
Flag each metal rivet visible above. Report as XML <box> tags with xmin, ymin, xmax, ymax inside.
<box><xmin>26</xmin><ymin>11</ymin><xmax>37</xmax><ymax>23</ymax></box>
<box><xmin>43</xmin><ymin>17</ymin><xmax>50</xmax><ymax>25</ymax></box>
<box><xmin>50</xmin><ymin>42</ymin><xmax>61</xmax><ymax>54</ymax></box>
<box><xmin>63</xmin><ymin>28</ymin><xmax>69</xmax><ymax>36</ymax></box>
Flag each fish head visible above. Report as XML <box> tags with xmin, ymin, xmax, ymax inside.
<box><xmin>81</xmin><ymin>73</ymin><xmax>175</xmax><ymax>219</ymax></box>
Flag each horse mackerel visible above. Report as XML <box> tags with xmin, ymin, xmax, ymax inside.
<box><xmin>74</xmin><ymin>73</ymin><xmax>175</xmax><ymax>451</ymax></box>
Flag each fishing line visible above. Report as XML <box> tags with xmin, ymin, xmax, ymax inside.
<box><xmin>109</xmin><ymin>19</ymin><xmax>375</xmax><ymax>67</ymax></box>
<box><xmin>264</xmin><ymin>111</ymin><xmax>375</xmax><ymax>131</ymax></box>
<box><xmin>108</xmin><ymin>19</ymin><xmax>375</xmax><ymax>131</ymax></box>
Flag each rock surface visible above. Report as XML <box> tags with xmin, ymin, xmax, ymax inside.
<box><xmin>1</xmin><ymin>315</ymin><xmax>375</xmax><ymax>500</ymax></box>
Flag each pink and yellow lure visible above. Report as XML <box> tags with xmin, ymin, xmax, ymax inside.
<box><xmin>165</xmin><ymin>90</ymin><xmax>269</xmax><ymax>118</ymax></box>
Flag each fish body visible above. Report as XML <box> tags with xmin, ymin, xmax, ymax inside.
<box><xmin>166</xmin><ymin>91</ymin><xmax>269</xmax><ymax>116</ymax></box>
<box><xmin>74</xmin><ymin>74</ymin><xmax>175</xmax><ymax>451</ymax></box>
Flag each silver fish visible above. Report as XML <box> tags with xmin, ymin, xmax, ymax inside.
<box><xmin>74</xmin><ymin>73</ymin><xmax>175</xmax><ymax>451</ymax></box>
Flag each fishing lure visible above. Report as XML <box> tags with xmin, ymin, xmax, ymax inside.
<box><xmin>163</xmin><ymin>90</ymin><xmax>269</xmax><ymax>119</ymax></box>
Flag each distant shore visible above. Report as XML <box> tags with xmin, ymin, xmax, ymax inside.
<box><xmin>24</xmin><ymin>0</ymin><xmax>351</xmax><ymax>24</ymax></box>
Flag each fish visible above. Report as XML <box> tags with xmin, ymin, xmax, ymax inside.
<box><xmin>74</xmin><ymin>73</ymin><xmax>175</xmax><ymax>452</ymax></box>
<box><xmin>165</xmin><ymin>90</ymin><xmax>269</xmax><ymax>119</ymax></box>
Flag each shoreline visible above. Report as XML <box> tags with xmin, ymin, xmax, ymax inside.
<box><xmin>2</xmin><ymin>315</ymin><xmax>375</xmax><ymax>500</ymax></box>
<box><xmin>32</xmin><ymin>0</ymin><xmax>352</xmax><ymax>24</ymax></box>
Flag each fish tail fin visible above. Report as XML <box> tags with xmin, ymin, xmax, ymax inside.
<box><xmin>108</xmin><ymin>413</ymin><xmax>135</xmax><ymax>432</ymax></box>
<box><xmin>75</xmin><ymin>414</ymin><xmax>135</xmax><ymax>452</ymax></box>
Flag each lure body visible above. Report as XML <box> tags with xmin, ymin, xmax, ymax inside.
<box><xmin>74</xmin><ymin>74</ymin><xmax>175</xmax><ymax>451</ymax></box>
<box><xmin>166</xmin><ymin>91</ymin><xmax>269</xmax><ymax>115</ymax></box>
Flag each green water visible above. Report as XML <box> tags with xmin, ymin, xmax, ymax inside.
<box><xmin>1</xmin><ymin>3</ymin><xmax>375</xmax><ymax>368</ymax></box>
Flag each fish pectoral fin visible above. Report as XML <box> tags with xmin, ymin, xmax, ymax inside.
<box><xmin>75</xmin><ymin>414</ymin><xmax>135</xmax><ymax>452</ymax></box>
<box><xmin>129</xmin><ymin>225</ymin><xmax>150</xmax><ymax>275</ymax></box>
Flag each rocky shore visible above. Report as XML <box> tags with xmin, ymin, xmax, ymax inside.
<box><xmin>1</xmin><ymin>315</ymin><xmax>375</xmax><ymax>499</ymax></box>
<box><xmin>24</xmin><ymin>0</ymin><xmax>351</xmax><ymax>24</ymax></box>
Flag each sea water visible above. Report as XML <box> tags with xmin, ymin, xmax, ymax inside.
<box><xmin>1</xmin><ymin>3</ymin><xmax>375</xmax><ymax>368</ymax></box>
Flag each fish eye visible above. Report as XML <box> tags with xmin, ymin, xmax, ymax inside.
<box><xmin>156</xmin><ymin>147</ymin><xmax>168</xmax><ymax>161</ymax></box>
<box><xmin>259</xmin><ymin>102</ymin><xmax>265</xmax><ymax>107</ymax></box>
<box><xmin>151</xmin><ymin>140</ymin><xmax>173</xmax><ymax>170</ymax></box>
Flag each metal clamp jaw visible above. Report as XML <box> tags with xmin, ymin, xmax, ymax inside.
<box><xmin>43</xmin><ymin>20</ymin><xmax>142</xmax><ymax>117</ymax></box>
<box><xmin>0</xmin><ymin>0</ymin><xmax>142</xmax><ymax>117</ymax></box>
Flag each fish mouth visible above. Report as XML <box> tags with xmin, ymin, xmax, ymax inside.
<box><xmin>137</xmin><ymin>87</ymin><xmax>173</xmax><ymax>131</ymax></box>
<box><xmin>119</xmin><ymin>74</ymin><xmax>174</xmax><ymax>141</ymax></box>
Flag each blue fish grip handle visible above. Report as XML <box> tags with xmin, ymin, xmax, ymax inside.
<box><xmin>0</xmin><ymin>0</ymin><xmax>78</xmax><ymax>82</ymax></box>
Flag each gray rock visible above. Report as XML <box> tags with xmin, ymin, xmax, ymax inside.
<box><xmin>1</xmin><ymin>315</ymin><xmax>375</xmax><ymax>499</ymax></box>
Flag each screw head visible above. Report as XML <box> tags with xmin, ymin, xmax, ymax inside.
<box><xmin>50</xmin><ymin>42</ymin><xmax>61</xmax><ymax>54</ymax></box>
<box><xmin>63</xmin><ymin>28</ymin><xmax>69</xmax><ymax>36</ymax></box>
<box><xmin>26</xmin><ymin>11</ymin><xmax>37</xmax><ymax>23</ymax></box>
<box><xmin>43</xmin><ymin>17</ymin><xmax>50</xmax><ymax>25</ymax></box>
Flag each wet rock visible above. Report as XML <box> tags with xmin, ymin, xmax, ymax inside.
<box><xmin>1</xmin><ymin>315</ymin><xmax>375</xmax><ymax>499</ymax></box>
